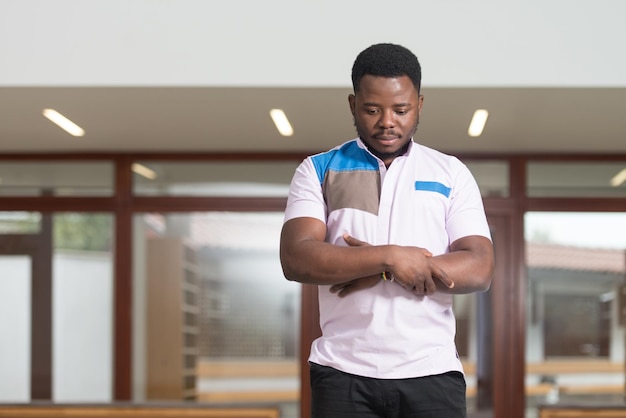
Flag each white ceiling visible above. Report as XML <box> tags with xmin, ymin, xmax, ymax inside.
<box><xmin>3</xmin><ymin>1</ymin><xmax>626</xmax><ymax>157</ymax></box>
<box><xmin>1</xmin><ymin>86</ymin><xmax>626</xmax><ymax>155</ymax></box>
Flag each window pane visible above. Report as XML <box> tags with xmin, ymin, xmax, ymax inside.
<box><xmin>0</xmin><ymin>162</ymin><xmax>114</xmax><ymax>196</ymax></box>
<box><xmin>132</xmin><ymin>161</ymin><xmax>298</xmax><ymax>196</ymax></box>
<box><xmin>527</xmin><ymin>162</ymin><xmax>626</xmax><ymax>197</ymax></box>
<box><xmin>525</xmin><ymin>212</ymin><xmax>626</xmax><ymax>412</ymax></box>
<box><xmin>53</xmin><ymin>213</ymin><xmax>114</xmax><ymax>402</ymax></box>
<box><xmin>0</xmin><ymin>255</ymin><xmax>31</xmax><ymax>402</ymax></box>
<box><xmin>0</xmin><ymin>212</ymin><xmax>40</xmax><ymax>234</ymax></box>
<box><xmin>543</xmin><ymin>293</ymin><xmax>609</xmax><ymax>357</ymax></box>
<box><xmin>133</xmin><ymin>212</ymin><xmax>300</xmax><ymax>409</ymax></box>
<box><xmin>465</xmin><ymin>160</ymin><xmax>509</xmax><ymax>198</ymax></box>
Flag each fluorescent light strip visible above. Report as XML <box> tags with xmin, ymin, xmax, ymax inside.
<box><xmin>468</xmin><ymin>109</ymin><xmax>489</xmax><ymax>137</ymax></box>
<box><xmin>132</xmin><ymin>163</ymin><xmax>157</xmax><ymax>180</ymax></box>
<box><xmin>42</xmin><ymin>108</ymin><xmax>85</xmax><ymax>137</ymax></box>
<box><xmin>610</xmin><ymin>168</ymin><xmax>626</xmax><ymax>187</ymax></box>
<box><xmin>270</xmin><ymin>109</ymin><xmax>294</xmax><ymax>136</ymax></box>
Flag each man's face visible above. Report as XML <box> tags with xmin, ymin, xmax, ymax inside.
<box><xmin>349</xmin><ymin>74</ymin><xmax>423</xmax><ymax>166</ymax></box>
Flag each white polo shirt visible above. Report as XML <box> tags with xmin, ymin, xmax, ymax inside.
<box><xmin>284</xmin><ymin>138</ymin><xmax>491</xmax><ymax>379</ymax></box>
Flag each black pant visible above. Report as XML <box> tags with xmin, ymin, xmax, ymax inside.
<box><xmin>310</xmin><ymin>363</ymin><xmax>466</xmax><ymax>418</ymax></box>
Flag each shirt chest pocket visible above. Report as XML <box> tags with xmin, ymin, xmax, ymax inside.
<box><xmin>412</xmin><ymin>181</ymin><xmax>450</xmax><ymax>228</ymax></box>
<box><xmin>412</xmin><ymin>190</ymin><xmax>449</xmax><ymax>230</ymax></box>
<box><xmin>389</xmin><ymin>188</ymin><xmax>449</xmax><ymax>250</ymax></box>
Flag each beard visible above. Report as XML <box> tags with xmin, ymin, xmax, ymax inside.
<box><xmin>354</xmin><ymin>118</ymin><xmax>419</xmax><ymax>162</ymax></box>
<box><xmin>365</xmin><ymin>140</ymin><xmax>411</xmax><ymax>161</ymax></box>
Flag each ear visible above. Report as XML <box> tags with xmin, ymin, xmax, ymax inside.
<box><xmin>417</xmin><ymin>94</ymin><xmax>424</xmax><ymax>115</ymax></box>
<box><xmin>348</xmin><ymin>94</ymin><xmax>356</xmax><ymax>116</ymax></box>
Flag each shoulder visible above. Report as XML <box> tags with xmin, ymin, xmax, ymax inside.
<box><xmin>308</xmin><ymin>139</ymin><xmax>378</xmax><ymax>183</ymax></box>
<box><xmin>410</xmin><ymin>142</ymin><xmax>467</xmax><ymax>173</ymax></box>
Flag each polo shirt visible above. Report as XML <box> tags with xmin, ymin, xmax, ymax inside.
<box><xmin>284</xmin><ymin>138</ymin><xmax>491</xmax><ymax>379</ymax></box>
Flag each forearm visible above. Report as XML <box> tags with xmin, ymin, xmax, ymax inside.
<box><xmin>280</xmin><ymin>219</ymin><xmax>492</xmax><ymax>293</ymax></box>
<box><xmin>280</xmin><ymin>238</ymin><xmax>390</xmax><ymax>285</ymax></box>
<box><xmin>430</xmin><ymin>236</ymin><xmax>494</xmax><ymax>294</ymax></box>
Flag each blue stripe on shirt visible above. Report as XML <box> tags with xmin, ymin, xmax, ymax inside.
<box><xmin>311</xmin><ymin>141</ymin><xmax>379</xmax><ymax>184</ymax></box>
<box><xmin>415</xmin><ymin>181</ymin><xmax>451</xmax><ymax>197</ymax></box>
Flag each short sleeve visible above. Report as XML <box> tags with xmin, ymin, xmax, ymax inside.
<box><xmin>283</xmin><ymin>158</ymin><xmax>327</xmax><ymax>224</ymax></box>
<box><xmin>445</xmin><ymin>161</ymin><xmax>492</xmax><ymax>243</ymax></box>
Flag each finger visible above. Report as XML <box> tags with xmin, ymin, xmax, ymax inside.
<box><xmin>424</xmin><ymin>278</ymin><xmax>437</xmax><ymax>295</ymax></box>
<box><xmin>431</xmin><ymin>263</ymin><xmax>454</xmax><ymax>289</ymax></box>
<box><xmin>338</xmin><ymin>276</ymin><xmax>380</xmax><ymax>297</ymax></box>
<box><xmin>329</xmin><ymin>283</ymin><xmax>346</xmax><ymax>293</ymax></box>
<box><xmin>342</xmin><ymin>234</ymin><xmax>370</xmax><ymax>247</ymax></box>
<box><xmin>411</xmin><ymin>283</ymin><xmax>427</xmax><ymax>296</ymax></box>
<box><xmin>339</xmin><ymin>282</ymin><xmax>364</xmax><ymax>297</ymax></box>
<box><xmin>338</xmin><ymin>286</ymin><xmax>353</xmax><ymax>297</ymax></box>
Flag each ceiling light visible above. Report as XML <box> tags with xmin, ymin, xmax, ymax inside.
<box><xmin>468</xmin><ymin>109</ymin><xmax>489</xmax><ymax>137</ymax></box>
<box><xmin>42</xmin><ymin>108</ymin><xmax>85</xmax><ymax>137</ymax></box>
<box><xmin>610</xmin><ymin>168</ymin><xmax>626</xmax><ymax>187</ymax></box>
<box><xmin>132</xmin><ymin>163</ymin><xmax>157</xmax><ymax>180</ymax></box>
<box><xmin>270</xmin><ymin>109</ymin><xmax>294</xmax><ymax>136</ymax></box>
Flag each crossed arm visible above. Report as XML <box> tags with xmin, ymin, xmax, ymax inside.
<box><xmin>279</xmin><ymin>217</ymin><xmax>495</xmax><ymax>297</ymax></box>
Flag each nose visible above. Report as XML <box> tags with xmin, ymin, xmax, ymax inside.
<box><xmin>378</xmin><ymin>110</ymin><xmax>395</xmax><ymax>129</ymax></box>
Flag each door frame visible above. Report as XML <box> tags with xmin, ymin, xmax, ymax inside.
<box><xmin>0</xmin><ymin>215</ymin><xmax>53</xmax><ymax>400</ymax></box>
<box><xmin>487</xmin><ymin>212</ymin><xmax>525</xmax><ymax>418</ymax></box>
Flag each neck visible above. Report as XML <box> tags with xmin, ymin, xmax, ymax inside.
<box><xmin>366</xmin><ymin>140</ymin><xmax>411</xmax><ymax>167</ymax></box>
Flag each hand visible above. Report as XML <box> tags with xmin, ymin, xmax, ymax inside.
<box><xmin>329</xmin><ymin>275</ymin><xmax>381</xmax><ymax>297</ymax></box>
<box><xmin>342</xmin><ymin>234</ymin><xmax>453</xmax><ymax>296</ymax></box>
<box><xmin>408</xmin><ymin>257</ymin><xmax>452</xmax><ymax>296</ymax></box>
<box><xmin>328</xmin><ymin>234</ymin><xmax>380</xmax><ymax>297</ymax></box>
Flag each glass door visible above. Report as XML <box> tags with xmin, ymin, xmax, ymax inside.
<box><xmin>133</xmin><ymin>211</ymin><xmax>300</xmax><ymax>413</ymax></box>
<box><xmin>0</xmin><ymin>211</ymin><xmax>114</xmax><ymax>403</ymax></box>
<box><xmin>524</xmin><ymin>212</ymin><xmax>626</xmax><ymax>417</ymax></box>
<box><xmin>0</xmin><ymin>254</ymin><xmax>31</xmax><ymax>401</ymax></box>
<box><xmin>0</xmin><ymin>212</ymin><xmax>48</xmax><ymax>400</ymax></box>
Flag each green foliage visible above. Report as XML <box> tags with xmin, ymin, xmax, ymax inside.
<box><xmin>54</xmin><ymin>213</ymin><xmax>113</xmax><ymax>251</ymax></box>
<box><xmin>0</xmin><ymin>212</ymin><xmax>40</xmax><ymax>233</ymax></box>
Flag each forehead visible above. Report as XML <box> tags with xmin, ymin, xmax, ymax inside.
<box><xmin>356</xmin><ymin>75</ymin><xmax>419</xmax><ymax>102</ymax></box>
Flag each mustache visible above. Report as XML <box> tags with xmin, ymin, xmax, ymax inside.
<box><xmin>351</xmin><ymin>117</ymin><xmax>420</xmax><ymax>132</ymax></box>
<box><xmin>351</xmin><ymin>119</ymin><xmax>399</xmax><ymax>136</ymax></box>
<box><xmin>373</xmin><ymin>130</ymin><xmax>399</xmax><ymax>137</ymax></box>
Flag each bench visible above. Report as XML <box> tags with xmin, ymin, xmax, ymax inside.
<box><xmin>0</xmin><ymin>403</ymin><xmax>281</xmax><ymax>418</ymax></box>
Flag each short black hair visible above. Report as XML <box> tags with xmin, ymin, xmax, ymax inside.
<box><xmin>351</xmin><ymin>43</ymin><xmax>422</xmax><ymax>93</ymax></box>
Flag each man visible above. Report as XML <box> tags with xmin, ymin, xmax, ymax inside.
<box><xmin>280</xmin><ymin>43</ymin><xmax>494</xmax><ymax>417</ymax></box>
